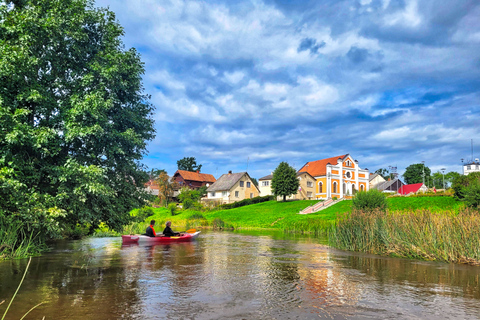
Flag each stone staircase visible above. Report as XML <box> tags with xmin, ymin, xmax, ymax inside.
<box><xmin>298</xmin><ymin>198</ymin><xmax>344</xmax><ymax>214</ymax></box>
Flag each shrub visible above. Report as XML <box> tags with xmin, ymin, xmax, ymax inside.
<box><xmin>465</xmin><ymin>184</ymin><xmax>480</xmax><ymax>209</ymax></box>
<box><xmin>130</xmin><ymin>206</ymin><xmax>154</xmax><ymax>222</ymax></box>
<box><xmin>212</xmin><ymin>218</ymin><xmax>225</xmax><ymax>230</ymax></box>
<box><xmin>168</xmin><ymin>203</ymin><xmax>178</xmax><ymax>216</ymax></box>
<box><xmin>352</xmin><ymin>189</ymin><xmax>388</xmax><ymax>212</ymax></box>
<box><xmin>219</xmin><ymin>195</ymin><xmax>274</xmax><ymax>210</ymax></box>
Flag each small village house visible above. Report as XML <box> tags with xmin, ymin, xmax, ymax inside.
<box><xmin>172</xmin><ymin>170</ymin><xmax>216</xmax><ymax>190</ymax></box>
<box><xmin>369</xmin><ymin>173</ymin><xmax>385</xmax><ymax>189</ymax></box>
<box><xmin>205</xmin><ymin>171</ymin><xmax>260</xmax><ymax>204</ymax></box>
<box><xmin>258</xmin><ymin>171</ymin><xmax>316</xmax><ymax>200</ymax></box>
<box><xmin>397</xmin><ymin>183</ymin><xmax>428</xmax><ymax>195</ymax></box>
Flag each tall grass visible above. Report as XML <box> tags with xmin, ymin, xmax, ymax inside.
<box><xmin>330</xmin><ymin>208</ymin><xmax>480</xmax><ymax>264</ymax></box>
<box><xmin>0</xmin><ymin>222</ymin><xmax>44</xmax><ymax>260</ymax></box>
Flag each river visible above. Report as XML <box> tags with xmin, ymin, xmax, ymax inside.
<box><xmin>0</xmin><ymin>231</ymin><xmax>479</xmax><ymax>319</ymax></box>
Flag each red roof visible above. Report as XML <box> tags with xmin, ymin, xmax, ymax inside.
<box><xmin>298</xmin><ymin>155</ymin><xmax>347</xmax><ymax>177</ymax></box>
<box><xmin>174</xmin><ymin>170</ymin><xmax>216</xmax><ymax>183</ymax></box>
<box><xmin>398</xmin><ymin>183</ymin><xmax>424</xmax><ymax>195</ymax></box>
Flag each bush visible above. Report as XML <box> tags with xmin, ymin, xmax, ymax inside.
<box><xmin>352</xmin><ymin>189</ymin><xmax>388</xmax><ymax>212</ymax></box>
<box><xmin>212</xmin><ymin>218</ymin><xmax>226</xmax><ymax>230</ymax></box>
<box><xmin>130</xmin><ymin>206</ymin><xmax>154</xmax><ymax>222</ymax></box>
<box><xmin>465</xmin><ymin>184</ymin><xmax>480</xmax><ymax>209</ymax></box>
<box><xmin>220</xmin><ymin>195</ymin><xmax>274</xmax><ymax>210</ymax></box>
<box><xmin>168</xmin><ymin>203</ymin><xmax>178</xmax><ymax>216</ymax></box>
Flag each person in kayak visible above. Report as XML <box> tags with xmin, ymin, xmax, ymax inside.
<box><xmin>163</xmin><ymin>221</ymin><xmax>180</xmax><ymax>237</ymax></box>
<box><xmin>145</xmin><ymin>220</ymin><xmax>157</xmax><ymax>237</ymax></box>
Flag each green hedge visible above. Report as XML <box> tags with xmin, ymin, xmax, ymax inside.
<box><xmin>219</xmin><ymin>195</ymin><xmax>275</xmax><ymax>210</ymax></box>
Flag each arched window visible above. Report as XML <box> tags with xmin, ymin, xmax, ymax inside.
<box><xmin>343</xmin><ymin>183</ymin><xmax>346</xmax><ymax>194</ymax></box>
<box><xmin>319</xmin><ymin>182</ymin><xmax>323</xmax><ymax>193</ymax></box>
<box><xmin>360</xmin><ymin>184</ymin><xmax>364</xmax><ymax>191</ymax></box>
<box><xmin>333</xmin><ymin>182</ymin><xmax>337</xmax><ymax>193</ymax></box>
<box><xmin>352</xmin><ymin>184</ymin><xmax>356</xmax><ymax>193</ymax></box>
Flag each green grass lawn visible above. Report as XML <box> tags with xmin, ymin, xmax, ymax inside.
<box><xmin>120</xmin><ymin>195</ymin><xmax>465</xmax><ymax>236</ymax></box>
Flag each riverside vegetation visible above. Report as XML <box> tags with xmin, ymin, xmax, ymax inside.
<box><xmin>103</xmin><ymin>190</ymin><xmax>479</xmax><ymax>265</ymax></box>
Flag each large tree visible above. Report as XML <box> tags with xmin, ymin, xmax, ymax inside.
<box><xmin>271</xmin><ymin>162</ymin><xmax>299</xmax><ymax>202</ymax></box>
<box><xmin>403</xmin><ymin>163</ymin><xmax>431</xmax><ymax>185</ymax></box>
<box><xmin>177</xmin><ymin>157</ymin><xmax>202</xmax><ymax>172</ymax></box>
<box><xmin>0</xmin><ymin>0</ymin><xmax>155</xmax><ymax>237</ymax></box>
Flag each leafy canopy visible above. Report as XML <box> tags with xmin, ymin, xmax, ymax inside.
<box><xmin>0</xmin><ymin>0</ymin><xmax>155</xmax><ymax>237</ymax></box>
<box><xmin>271</xmin><ymin>162</ymin><xmax>299</xmax><ymax>201</ymax></box>
<box><xmin>177</xmin><ymin>157</ymin><xmax>202</xmax><ymax>172</ymax></box>
<box><xmin>403</xmin><ymin>163</ymin><xmax>431</xmax><ymax>185</ymax></box>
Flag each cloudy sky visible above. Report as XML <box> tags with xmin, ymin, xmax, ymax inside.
<box><xmin>96</xmin><ymin>0</ymin><xmax>480</xmax><ymax>179</ymax></box>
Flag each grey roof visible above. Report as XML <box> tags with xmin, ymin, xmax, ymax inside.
<box><xmin>374</xmin><ymin>179</ymin><xmax>404</xmax><ymax>191</ymax></box>
<box><xmin>369</xmin><ymin>173</ymin><xmax>380</xmax><ymax>181</ymax></box>
<box><xmin>207</xmin><ymin>172</ymin><xmax>247</xmax><ymax>192</ymax></box>
<box><xmin>259</xmin><ymin>174</ymin><xmax>273</xmax><ymax>181</ymax></box>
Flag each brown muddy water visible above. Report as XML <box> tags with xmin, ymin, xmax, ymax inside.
<box><xmin>0</xmin><ymin>231</ymin><xmax>479</xmax><ymax>320</ymax></box>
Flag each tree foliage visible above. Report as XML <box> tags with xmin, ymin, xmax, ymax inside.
<box><xmin>375</xmin><ymin>168</ymin><xmax>394</xmax><ymax>180</ymax></box>
<box><xmin>155</xmin><ymin>173</ymin><xmax>177</xmax><ymax>207</ymax></box>
<box><xmin>271</xmin><ymin>162</ymin><xmax>299</xmax><ymax>201</ymax></box>
<box><xmin>177</xmin><ymin>157</ymin><xmax>202</xmax><ymax>172</ymax></box>
<box><xmin>0</xmin><ymin>0</ymin><xmax>155</xmax><ymax>240</ymax></box>
<box><xmin>452</xmin><ymin>172</ymin><xmax>480</xmax><ymax>209</ymax></box>
<box><xmin>403</xmin><ymin>163</ymin><xmax>431</xmax><ymax>185</ymax></box>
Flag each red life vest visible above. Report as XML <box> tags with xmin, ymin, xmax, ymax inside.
<box><xmin>149</xmin><ymin>225</ymin><xmax>156</xmax><ymax>236</ymax></box>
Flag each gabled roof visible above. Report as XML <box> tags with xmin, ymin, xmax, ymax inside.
<box><xmin>398</xmin><ymin>183</ymin><xmax>425</xmax><ymax>195</ymax></box>
<box><xmin>259</xmin><ymin>174</ymin><xmax>273</xmax><ymax>181</ymax></box>
<box><xmin>374</xmin><ymin>179</ymin><xmax>404</xmax><ymax>191</ymax></box>
<box><xmin>369</xmin><ymin>173</ymin><xmax>384</xmax><ymax>182</ymax></box>
<box><xmin>298</xmin><ymin>155</ymin><xmax>347</xmax><ymax>177</ymax></box>
<box><xmin>173</xmin><ymin>170</ymin><xmax>216</xmax><ymax>183</ymax></box>
<box><xmin>207</xmin><ymin>172</ymin><xmax>258</xmax><ymax>192</ymax></box>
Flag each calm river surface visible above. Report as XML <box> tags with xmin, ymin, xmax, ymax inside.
<box><xmin>0</xmin><ymin>231</ymin><xmax>479</xmax><ymax>319</ymax></box>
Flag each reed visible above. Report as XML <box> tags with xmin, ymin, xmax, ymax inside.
<box><xmin>330</xmin><ymin>208</ymin><xmax>480</xmax><ymax>264</ymax></box>
<box><xmin>0</xmin><ymin>221</ymin><xmax>43</xmax><ymax>260</ymax></box>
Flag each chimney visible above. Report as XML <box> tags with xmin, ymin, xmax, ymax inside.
<box><xmin>228</xmin><ymin>170</ymin><xmax>232</xmax><ymax>175</ymax></box>
<box><xmin>388</xmin><ymin>177</ymin><xmax>391</xmax><ymax>181</ymax></box>
<box><xmin>196</xmin><ymin>170</ymin><xmax>199</xmax><ymax>173</ymax></box>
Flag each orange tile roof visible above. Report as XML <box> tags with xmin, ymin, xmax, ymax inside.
<box><xmin>298</xmin><ymin>155</ymin><xmax>347</xmax><ymax>177</ymax></box>
<box><xmin>175</xmin><ymin>170</ymin><xmax>216</xmax><ymax>183</ymax></box>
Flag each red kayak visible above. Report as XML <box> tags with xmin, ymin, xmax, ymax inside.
<box><xmin>121</xmin><ymin>231</ymin><xmax>201</xmax><ymax>244</ymax></box>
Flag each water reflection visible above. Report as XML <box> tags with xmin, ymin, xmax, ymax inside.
<box><xmin>0</xmin><ymin>232</ymin><xmax>479</xmax><ymax>319</ymax></box>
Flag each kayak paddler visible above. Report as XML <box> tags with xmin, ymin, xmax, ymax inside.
<box><xmin>163</xmin><ymin>221</ymin><xmax>180</xmax><ymax>237</ymax></box>
<box><xmin>145</xmin><ymin>220</ymin><xmax>157</xmax><ymax>237</ymax></box>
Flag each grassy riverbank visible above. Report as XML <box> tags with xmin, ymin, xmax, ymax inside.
<box><xmin>116</xmin><ymin>195</ymin><xmax>480</xmax><ymax>265</ymax></box>
<box><xmin>330</xmin><ymin>208</ymin><xmax>480</xmax><ymax>265</ymax></box>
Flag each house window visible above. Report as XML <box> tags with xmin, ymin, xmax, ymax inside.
<box><xmin>319</xmin><ymin>182</ymin><xmax>323</xmax><ymax>193</ymax></box>
<box><xmin>307</xmin><ymin>192</ymin><xmax>312</xmax><ymax>198</ymax></box>
<box><xmin>477</xmin><ymin>165</ymin><xmax>479</xmax><ymax>170</ymax></box>
<box><xmin>346</xmin><ymin>171</ymin><xmax>351</xmax><ymax>178</ymax></box>
<box><xmin>345</xmin><ymin>160</ymin><xmax>351</xmax><ymax>167</ymax></box>
<box><xmin>307</xmin><ymin>181</ymin><xmax>313</xmax><ymax>188</ymax></box>
<box><xmin>210</xmin><ymin>192</ymin><xmax>215</xmax><ymax>197</ymax></box>
<box><xmin>343</xmin><ymin>183</ymin><xmax>346</xmax><ymax>194</ymax></box>
<box><xmin>235</xmin><ymin>191</ymin><xmax>239</xmax><ymax>197</ymax></box>
<box><xmin>247</xmin><ymin>182</ymin><xmax>251</xmax><ymax>188</ymax></box>
<box><xmin>333</xmin><ymin>182</ymin><xmax>337</xmax><ymax>193</ymax></box>
<box><xmin>262</xmin><ymin>181</ymin><xmax>270</xmax><ymax>186</ymax></box>
<box><xmin>467</xmin><ymin>165</ymin><xmax>471</xmax><ymax>170</ymax></box>
<box><xmin>361</xmin><ymin>185</ymin><xmax>364</xmax><ymax>191</ymax></box>
<box><xmin>222</xmin><ymin>191</ymin><xmax>227</xmax><ymax>197</ymax></box>
<box><xmin>250</xmin><ymin>193</ymin><xmax>253</xmax><ymax>198</ymax></box>
<box><xmin>240</xmin><ymin>181</ymin><xmax>244</xmax><ymax>187</ymax></box>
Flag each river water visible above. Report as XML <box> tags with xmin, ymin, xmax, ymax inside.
<box><xmin>0</xmin><ymin>231</ymin><xmax>479</xmax><ymax>319</ymax></box>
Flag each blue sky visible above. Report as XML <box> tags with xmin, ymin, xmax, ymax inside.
<box><xmin>95</xmin><ymin>0</ymin><xmax>480</xmax><ymax>179</ymax></box>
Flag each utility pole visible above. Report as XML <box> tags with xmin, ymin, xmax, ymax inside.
<box><xmin>441</xmin><ymin>168</ymin><xmax>446</xmax><ymax>190</ymax></box>
<box><xmin>421</xmin><ymin>161</ymin><xmax>425</xmax><ymax>186</ymax></box>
